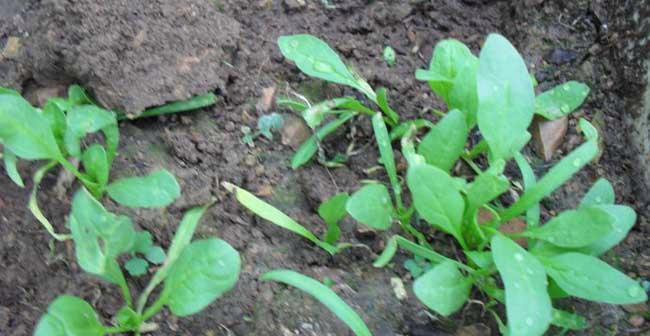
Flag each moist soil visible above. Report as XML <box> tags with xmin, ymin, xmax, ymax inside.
<box><xmin>1</xmin><ymin>1</ymin><xmax>648</xmax><ymax>335</ymax></box>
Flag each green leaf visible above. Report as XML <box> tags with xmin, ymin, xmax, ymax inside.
<box><xmin>465</xmin><ymin>160</ymin><xmax>509</xmax><ymax>211</ymax></box>
<box><xmin>278</xmin><ymin>35</ymin><xmax>375</xmax><ymax>100</ymax></box>
<box><xmin>383</xmin><ymin>46</ymin><xmax>396</xmax><ymax>67</ymax></box>
<box><xmin>135</xmin><ymin>93</ymin><xmax>217</xmax><ymax>119</ymax></box>
<box><xmin>132</xmin><ymin>231</ymin><xmax>154</xmax><ymax>254</ymax></box>
<box><xmin>145</xmin><ymin>246</ymin><xmax>166</xmax><ymax>264</ymax></box>
<box><xmin>514</xmin><ymin>152</ymin><xmax>540</xmax><ymax>228</ymax></box>
<box><xmin>68</xmin><ymin>85</ymin><xmax>94</xmax><ymax>106</ymax></box>
<box><xmin>224</xmin><ymin>183</ymin><xmax>337</xmax><ymax>254</ymax></box>
<box><xmin>448</xmin><ymin>61</ymin><xmax>479</xmax><ymax>127</ymax></box>
<box><xmin>465</xmin><ymin>251</ymin><xmax>494</xmax><ymax>269</ymax></box>
<box><xmin>82</xmin><ymin>144</ymin><xmax>109</xmax><ymax>187</ymax></box>
<box><xmin>107</xmin><ymin>169</ymin><xmax>181</xmax><ymax>208</ymax></box>
<box><xmin>376</xmin><ymin>88</ymin><xmax>399</xmax><ymax>123</ymax></box>
<box><xmin>3</xmin><ymin>148</ymin><xmax>24</xmax><ymax>187</ymax></box>
<box><xmin>551</xmin><ymin>308</ymin><xmax>587</xmax><ymax>330</ymax></box>
<box><xmin>543</xmin><ymin>252</ymin><xmax>648</xmax><ymax>304</ymax></box>
<box><xmin>34</xmin><ymin>296</ymin><xmax>105</xmax><ymax>336</ymax></box>
<box><xmin>535</xmin><ymin>81</ymin><xmax>590</xmax><ymax>120</ymax></box>
<box><xmin>0</xmin><ymin>87</ymin><xmax>20</xmax><ymax>96</ymax></box>
<box><xmin>416</xmin><ymin>39</ymin><xmax>477</xmax><ymax>103</ymax></box>
<box><xmin>318</xmin><ymin>193</ymin><xmax>349</xmax><ymax>244</ymax></box>
<box><xmin>162</xmin><ymin>239</ymin><xmax>241</xmax><ymax>316</ymax></box>
<box><xmin>417</xmin><ymin>109</ymin><xmax>468</xmax><ymax>172</ymax></box>
<box><xmin>371</xmin><ymin>113</ymin><xmax>401</xmax><ymax>208</ymax></box>
<box><xmin>580</xmin><ymin>178</ymin><xmax>615</xmax><ymax>207</ymax></box>
<box><xmin>125</xmin><ymin>257</ymin><xmax>149</xmax><ymax>276</ymax></box>
<box><xmin>522</xmin><ymin>207</ymin><xmax>613</xmax><ymax>248</ymax></box>
<box><xmin>0</xmin><ymin>94</ymin><xmax>63</xmax><ymax>160</ymax></box>
<box><xmin>373</xmin><ymin>236</ymin><xmax>398</xmax><ymax>268</ymax></box>
<box><xmin>302</xmin><ymin>97</ymin><xmax>367</xmax><ymax>129</ymax></box>
<box><xmin>577</xmin><ymin>204</ymin><xmax>636</xmax><ymax>255</ymax></box>
<box><xmin>257</xmin><ymin>112</ymin><xmax>284</xmax><ymax>140</ymax></box>
<box><xmin>346</xmin><ymin>184</ymin><xmax>393</xmax><ymax>230</ymax></box>
<box><xmin>389</xmin><ymin>119</ymin><xmax>435</xmax><ymax>141</ymax></box>
<box><xmin>407</xmin><ymin>164</ymin><xmax>465</xmax><ymax>244</ymax></box>
<box><xmin>413</xmin><ymin>261</ymin><xmax>472</xmax><ymax>316</ymax></box>
<box><xmin>137</xmin><ymin>203</ymin><xmax>213</xmax><ymax>313</ymax></box>
<box><xmin>69</xmin><ymin>188</ymin><xmax>135</xmax><ymax>284</ymax></box>
<box><xmin>42</xmin><ymin>99</ymin><xmax>67</xmax><ymax>146</ymax></box>
<box><xmin>492</xmin><ymin>235</ymin><xmax>552</xmax><ymax>336</ymax></box>
<box><xmin>64</xmin><ymin>105</ymin><xmax>116</xmax><ymax>158</ymax></box>
<box><xmin>115</xmin><ymin>306</ymin><xmax>139</xmax><ymax>330</ymax></box>
<box><xmin>501</xmin><ymin>121</ymin><xmax>599</xmax><ymax>222</ymax></box>
<box><xmin>477</xmin><ymin>34</ymin><xmax>535</xmax><ymax>161</ymax></box>
<box><xmin>291</xmin><ymin>111</ymin><xmax>356</xmax><ymax>169</ymax></box>
<box><xmin>262</xmin><ymin>269</ymin><xmax>373</xmax><ymax>336</ymax></box>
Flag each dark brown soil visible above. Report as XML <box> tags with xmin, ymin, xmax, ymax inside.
<box><xmin>0</xmin><ymin>0</ymin><xmax>648</xmax><ymax>335</ymax></box>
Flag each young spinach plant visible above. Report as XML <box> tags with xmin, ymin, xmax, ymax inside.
<box><xmin>34</xmin><ymin>188</ymin><xmax>240</xmax><ymax>335</ymax></box>
<box><xmin>0</xmin><ymin>86</ymin><xmax>214</xmax><ymax>240</ymax></box>
<box><xmin>230</xmin><ymin>33</ymin><xmax>648</xmax><ymax>335</ymax></box>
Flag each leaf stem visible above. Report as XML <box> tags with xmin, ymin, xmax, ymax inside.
<box><xmin>141</xmin><ymin>294</ymin><xmax>166</xmax><ymax>322</ymax></box>
<box><xmin>464</xmin><ymin>139</ymin><xmax>488</xmax><ymax>159</ymax></box>
<box><xmin>28</xmin><ymin>161</ymin><xmax>72</xmax><ymax>241</ymax></box>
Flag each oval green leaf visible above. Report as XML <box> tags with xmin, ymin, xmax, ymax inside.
<box><xmin>262</xmin><ymin>269</ymin><xmax>373</xmax><ymax>336</ymax></box>
<box><xmin>64</xmin><ymin>105</ymin><xmax>116</xmax><ymax>158</ymax></box>
<box><xmin>580</xmin><ymin>178</ymin><xmax>615</xmax><ymax>207</ymax></box>
<box><xmin>413</xmin><ymin>260</ymin><xmax>472</xmax><ymax>317</ymax></box>
<box><xmin>82</xmin><ymin>144</ymin><xmax>109</xmax><ymax>188</ymax></box>
<box><xmin>407</xmin><ymin>164</ymin><xmax>465</xmax><ymax>242</ymax></box>
<box><xmin>417</xmin><ymin>109</ymin><xmax>468</xmax><ymax>172</ymax></box>
<box><xmin>543</xmin><ymin>252</ymin><xmax>647</xmax><ymax>304</ymax></box>
<box><xmin>107</xmin><ymin>169</ymin><xmax>181</xmax><ymax>208</ymax></box>
<box><xmin>492</xmin><ymin>235</ymin><xmax>552</xmax><ymax>336</ymax></box>
<box><xmin>535</xmin><ymin>81</ymin><xmax>590</xmax><ymax>120</ymax></box>
<box><xmin>0</xmin><ymin>94</ymin><xmax>62</xmax><ymax>160</ymax></box>
<box><xmin>35</xmin><ymin>295</ymin><xmax>105</xmax><ymax>336</ymax></box>
<box><xmin>346</xmin><ymin>184</ymin><xmax>393</xmax><ymax>230</ymax></box>
<box><xmin>522</xmin><ymin>207</ymin><xmax>613</xmax><ymax>248</ymax></box>
<box><xmin>477</xmin><ymin>34</ymin><xmax>535</xmax><ymax>161</ymax></box>
<box><xmin>162</xmin><ymin>239</ymin><xmax>241</xmax><ymax>316</ymax></box>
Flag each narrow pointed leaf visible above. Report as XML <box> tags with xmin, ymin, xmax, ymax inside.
<box><xmin>262</xmin><ymin>269</ymin><xmax>373</xmax><ymax>336</ymax></box>
<box><xmin>580</xmin><ymin>178</ymin><xmax>615</xmax><ymax>207</ymax></box>
<box><xmin>3</xmin><ymin>148</ymin><xmax>24</xmax><ymax>187</ymax></box>
<box><xmin>551</xmin><ymin>308</ymin><xmax>587</xmax><ymax>330</ymax></box>
<box><xmin>82</xmin><ymin>144</ymin><xmax>109</xmax><ymax>187</ymax></box>
<box><xmin>291</xmin><ymin>112</ymin><xmax>355</xmax><ymax>169</ymax></box>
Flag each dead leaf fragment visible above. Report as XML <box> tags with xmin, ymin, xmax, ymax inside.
<box><xmin>478</xmin><ymin>208</ymin><xmax>528</xmax><ymax>247</ymax></box>
<box><xmin>2</xmin><ymin>37</ymin><xmax>21</xmax><ymax>59</ymax></box>
<box><xmin>531</xmin><ymin>115</ymin><xmax>568</xmax><ymax>161</ymax></box>
<box><xmin>280</xmin><ymin>114</ymin><xmax>310</xmax><ymax>149</ymax></box>
<box><xmin>257</xmin><ymin>86</ymin><xmax>276</xmax><ymax>113</ymax></box>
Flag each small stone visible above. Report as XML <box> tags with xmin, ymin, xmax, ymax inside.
<box><xmin>531</xmin><ymin>116</ymin><xmax>568</xmax><ymax>161</ymax></box>
<box><xmin>280</xmin><ymin>114</ymin><xmax>311</xmax><ymax>149</ymax></box>
<box><xmin>257</xmin><ymin>86</ymin><xmax>276</xmax><ymax>113</ymax></box>
<box><xmin>629</xmin><ymin>315</ymin><xmax>645</xmax><ymax>328</ymax></box>
<box><xmin>244</xmin><ymin>155</ymin><xmax>257</xmax><ymax>166</ymax></box>
<box><xmin>391</xmin><ymin>277</ymin><xmax>408</xmax><ymax>300</ymax></box>
<box><xmin>284</xmin><ymin>0</ymin><xmax>306</xmax><ymax>10</ymax></box>
<box><xmin>2</xmin><ymin>37</ymin><xmax>22</xmax><ymax>59</ymax></box>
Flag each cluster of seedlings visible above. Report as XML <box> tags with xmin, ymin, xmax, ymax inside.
<box><xmin>228</xmin><ymin>33</ymin><xmax>648</xmax><ymax>335</ymax></box>
<box><xmin>0</xmin><ymin>32</ymin><xmax>647</xmax><ymax>336</ymax></box>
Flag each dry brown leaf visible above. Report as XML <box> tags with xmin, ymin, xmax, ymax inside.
<box><xmin>531</xmin><ymin>115</ymin><xmax>568</xmax><ymax>161</ymax></box>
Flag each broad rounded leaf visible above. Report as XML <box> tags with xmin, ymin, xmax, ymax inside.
<box><xmin>0</xmin><ymin>94</ymin><xmax>62</xmax><ymax>160</ymax></box>
<box><xmin>34</xmin><ymin>295</ymin><xmax>105</xmax><ymax>336</ymax></box>
<box><xmin>544</xmin><ymin>252</ymin><xmax>647</xmax><ymax>304</ymax></box>
<box><xmin>492</xmin><ymin>235</ymin><xmax>552</xmax><ymax>336</ymax></box>
<box><xmin>413</xmin><ymin>261</ymin><xmax>472</xmax><ymax>316</ymax></box>
<box><xmin>535</xmin><ymin>81</ymin><xmax>590</xmax><ymax>120</ymax></box>
<box><xmin>416</xmin><ymin>39</ymin><xmax>477</xmax><ymax>102</ymax></box>
<box><xmin>69</xmin><ymin>188</ymin><xmax>135</xmax><ymax>284</ymax></box>
<box><xmin>346</xmin><ymin>184</ymin><xmax>393</xmax><ymax>230</ymax></box>
<box><xmin>407</xmin><ymin>164</ymin><xmax>464</xmax><ymax>241</ymax></box>
<box><xmin>522</xmin><ymin>207</ymin><xmax>613</xmax><ymax>248</ymax></box>
<box><xmin>477</xmin><ymin>34</ymin><xmax>535</xmax><ymax>161</ymax></box>
<box><xmin>64</xmin><ymin>105</ymin><xmax>116</xmax><ymax>158</ymax></box>
<box><xmin>145</xmin><ymin>246</ymin><xmax>166</xmax><ymax>264</ymax></box>
<box><xmin>319</xmin><ymin>193</ymin><xmax>349</xmax><ymax>244</ymax></box>
<box><xmin>125</xmin><ymin>257</ymin><xmax>149</xmax><ymax>276</ymax></box>
<box><xmin>577</xmin><ymin>204</ymin><xmax>636</xmax><ymax>255</ymax></box>
<box><xmin>418</xmin><ymin>109</ymin><xmax>468</xmax><ymax>172</ymax></box>
<box><xmin>162</xmin><ymin>239</ymin><xmax>241</xmax><ymax>316</ymax></box>
<box><xmin>448</xmin><ymin>61</ymin><xmax>479</xmax><ymax>127</ymax></box>
<box><xmin>107</xmin><ymin>169</ymin><xmax>181</xmax><ymax>208</ymax></box>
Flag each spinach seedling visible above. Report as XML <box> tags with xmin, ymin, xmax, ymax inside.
<box><xmin>34</xmin><ymin>188</ymin><xmax>240</xmax><ymax>335</ymax></box>
<box><xmin>231</xmin><ymin>33</ymin><xmax>647</xmax><ymax>335</ymax></box>
<box><xmin>0</xmin><ymin>86</ymin><xmax>215</xmax><ymax>240</ymax></box>
<box><xmin>383</xmin><ymin>46</ymin><xmax>396</xmax><ymax>67</ymax></box>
